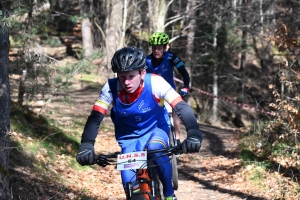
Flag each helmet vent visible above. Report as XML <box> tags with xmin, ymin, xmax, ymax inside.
<box><xmin>111</xmin><ymin>46</ymin><xmax>146</xmax><ymax>73</ymax></box>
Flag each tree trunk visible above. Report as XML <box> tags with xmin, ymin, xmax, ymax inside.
<box><xmin>79</xmin><ymin>0</ymin><xmax>94</xmax><ymax>57</ymax></box>
<box><xmin>185</xmin><ymin>0</ymin><xmax>196</xmax><ymax>79</ymax></box>
<box><xmin>232</xmin><ymin>0</ymin><xmax>237</xmax><ymax>28</ymax></box>
<box><xmin>105</xmin><ymin>0</ymin><xmax>123</xmax><ymax>78</ymax></box>
<box><xmin>234</xmin><ymin>0</ymin><xmax>248</xmax><ymax>128</ymax></box>
<box><xmin>212</xmin><ymin>21</ymin><xmax>220</xmax><ymax>124</ymax></box>
<box><xmin>0</xmin><ymin>1</ymin><xmax>11</xmax><ymax>198</ymax></box>
<box><xmin>259</xmin><ymin>0</ymin><xmax>263</xmax><ymax>35</ymax></box>
<box><xmin>240</xmin><ymin>19</ymin><xmax>247</xmax><ymax>93</ymax></box>
<box><xmin>150</xmin><ymin>0</ymin><xmax>167</xmax><ymax>32</ymax></box>
<box><xmin>18</xmin><ymin>70</ymin><xmax>27</xmax><ymax>106</ymax></box>
<box><xmin>147</xmin><ymin>0</ymin><xmax>153</xmax><ymax>33</ymax></box>
<box><xmin>119</xmin><ymin>0</ymin><xmax>128</xmax><ymax>49</ymax></box>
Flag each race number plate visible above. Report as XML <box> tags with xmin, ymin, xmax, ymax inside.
<box><xmin>117</xmin><ymin>151</ymin><xmax>147</xmax><ymax>170</ymax></box>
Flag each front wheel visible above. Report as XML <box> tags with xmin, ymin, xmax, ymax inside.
<box><xmin>130</xmin><ymin>193</ymin><xmax>147</xmax><ymax>200</ymax></box>
<box><xmin>169</xmin><ymin>124</ymin><xmax>179</xmax><ymax>190</ymax></box>
<box><xmin>129</xmin><ymin>189</ymin><xmax>155</xmax><ymax>200</ymax></box>
<box><xmin>155</xmin><ymin>174</ymin><xmax>164</xmax><ymax>199</ymax></box>
<box><xmin>148</xmin><ymin>166</ymin><xmax>164</xmax><ymax>200</ymax></box>
<box><xmin>171</xmin><ymin>154</ymin><xmax>179</xmax><ymax>190</ymax></box>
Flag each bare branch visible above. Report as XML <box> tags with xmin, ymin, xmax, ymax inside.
<box><xmin>94</xmin><ymin>17</ymin><xmax>106</xmax><ymax>41</ymax></box>
<box><xmin>166</xmin><ymin>0</ymin><xmax>175</xmax><ymax>10</ymax></box>
<box><xmin>164</xmin><ymin>16</ymin><xmax>185</xmax><ymax>29</ymax></box>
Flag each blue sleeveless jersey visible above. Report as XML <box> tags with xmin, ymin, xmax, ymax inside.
<box><xmin>108</xmin><ymin>73</ymin><xmax>169</xmax><ymax>146</ymax></box>
<box><xmin>146</xmin><ymin>51</ymin><xmax>176</xmax><ymax>89</ymax></box>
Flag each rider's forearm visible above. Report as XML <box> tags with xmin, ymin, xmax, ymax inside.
<box><xmin>173</xmin><ymin>101</ymin><xmax>198</xmax><ymax>131</ymax></box>
<box><xmin>81</xmin><ymin>110</ymin><xmax>104</xmax><ymax>145</ymax></box>
<box><xmin>177</xmin><ymin>66</ymin><xmax>190</xmax><ymax>87</ymax></box>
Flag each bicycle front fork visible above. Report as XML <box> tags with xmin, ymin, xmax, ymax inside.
<box><xmin>125</xmin><ymin>169</ymin><xmax>157</xmax><ymax>200</ymax></box>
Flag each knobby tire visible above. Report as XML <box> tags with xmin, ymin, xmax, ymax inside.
<box><xmin>130</xmin><ymin>192</ymin><xmax>153</xmax><ymax>200</ymax></box>
<box><xmin>169</xmin><ymin>123</ymin><xmax>179</xmax><ymax>190</ymax></box>
<box><xmin>152</xmin><ymin>167</ymin><xmax>164</xmax><ymax>200</ymax></box>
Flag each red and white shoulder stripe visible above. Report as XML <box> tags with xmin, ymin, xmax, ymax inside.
<box><xmin>93</xmin><ymin>82</ymin><xmax>113</xmax><ymax>115</ymax></box>
<box><xmin>150</xmin><ymin>74</ymin><xmax>183</xmax><ymax>108</ymax></box>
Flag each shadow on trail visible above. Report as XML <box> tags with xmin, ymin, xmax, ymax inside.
<box><xmin>178</xmin><ymin>168</ymin><xmax>267</xmax><ymax>200</ymax></box>
<box><xmin>10</xmin><ymin>167</ymin><xmax>96</xmax><ymax>200</ymax></box>
<box><xmin>199</xmin><ymin>124</ymin><xmax>239</xmax><ymax>157</ymax></box>
<box><xmin>200</xmin><ymin>129</ymin><xmax>224</xmax><ymax>156</ymax></box>
<box><xmin>182</xmin><ymin>123</ymin><xmax>300</xmax><ymax>199</ymax></box>
<box><xmin>52</xmin><ymin>84</ymin><xmax>102</xmax><ymax>106</ymax></box>
<box><xmin>10</xmin><ymin>101</ymin><xmax>80</xmax><ymax>157</ymax></box>
<box><xmin>176</xmin><ymin>123</ymin><xmax>267</xmax><ymax>199</ymax></box>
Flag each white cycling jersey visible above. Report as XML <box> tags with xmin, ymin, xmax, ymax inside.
<box><xmin>93</xmin><ymin>73</ymin><xmax>183</xmax><ymax>115</ymax></box>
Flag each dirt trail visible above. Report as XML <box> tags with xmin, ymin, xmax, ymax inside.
<box><xmin>66</xmin><ymin>83</ymin><xmax>265</xmax><ymax>200</ymax></box>
<box><xmin>9</xmin><ymin>80</ymin><xmax>267</xmax><ymax>200</ymax></box>
<box><xmin>174</xmin><ymin>125</ymin><xmax>251</xmax><ymax>200</ymax></box>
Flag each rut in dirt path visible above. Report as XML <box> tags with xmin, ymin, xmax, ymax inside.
<box><xmin>174</xmin><ymin>124</ymin><xmax>265</xmax><ymax>200</ymax></box>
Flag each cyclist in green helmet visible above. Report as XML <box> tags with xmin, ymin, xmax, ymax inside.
<box><xmin>146</xmin><ymin>32</ymin><xmax>191</xmax><ymax>149</ymax></box>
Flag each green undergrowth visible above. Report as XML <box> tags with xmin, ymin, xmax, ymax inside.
<box><xmin>10</xmin><ymin>101</ymin><xmax>80</xmax><ymax>171</ymax></box>
<box><xmin>77</xmin><ymin>73</ymin><xmax>106</xmax><ymax>90</ymax></box>
<box><xmin>9</xmin><ymin>100</ymin><xmax>112</xmax><ymax>179</ymax></box>
<box><xmin>239</xmin><ymin>121</ymin><xmax>300</xmax><ymax>199</ymax></box>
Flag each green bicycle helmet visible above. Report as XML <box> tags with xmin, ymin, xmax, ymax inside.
<box><xmin>149</xmin><ymin>32</ymin><xmax>169</xmax><ymax>45</ymax></box>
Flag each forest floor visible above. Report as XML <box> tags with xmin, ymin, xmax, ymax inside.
<box><xmin>7</xmin><ymin>1</ymin><xmax>300</xmax><ymax>198</ymax></box>
<box><xmin>8</xmin><ymin>73</ymin><xmax>300</xmax><ymax>200</ymax></box>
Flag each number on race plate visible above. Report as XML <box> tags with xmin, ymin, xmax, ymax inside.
<box><xmin>117</xmin><ymin>151</ymin><xmax>147</xmax><ymax>170</ymax></box>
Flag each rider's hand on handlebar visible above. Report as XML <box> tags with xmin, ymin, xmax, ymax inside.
<box><xmin>182</xmin><ymin>129</ymin><xmax>202</xmax><ymax>153</ymax></box>
<box><xmin>76</xmin><ymin>142</ymin><xmax>95</xmax><ymax>166</ymax></box>
<box><xmin>180</xmin><ymin>87</ymin><xmax>190</xmax><ymax>97</ymax></box>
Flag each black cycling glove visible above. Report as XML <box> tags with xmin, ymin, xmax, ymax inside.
<box><xmin>182</xmin><ymin>129</ymin><xmax>202</xmax><ymax>153</ymax></box>
<box><xmin>76</xmin><ymin>142</ymin><xmax>95</xmax><ymax>166</ymax></box>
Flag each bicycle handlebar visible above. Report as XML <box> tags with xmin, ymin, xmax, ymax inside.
<box><xmin>93</xmin><ymin>146</ymin><xmax>181</xmax><ymax>167</ymax></box>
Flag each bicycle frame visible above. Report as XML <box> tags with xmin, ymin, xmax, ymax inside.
<box><xmin>94</xmin><ymin>147</ymin><xmax>180</xmax><ymax>200</ymax></box>
<box><xmin>126</xmin><ymin>167</ymin><xmax>160</xmax><ymax>200</ymax></box>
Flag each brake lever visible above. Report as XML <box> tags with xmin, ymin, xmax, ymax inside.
<box><xmin>95</xmin><ymin>154</ymin><xmax>111</xmax><ymax>167</ymax></box>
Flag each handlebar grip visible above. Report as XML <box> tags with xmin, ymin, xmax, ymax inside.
<box><xmin>93</xmin><ymin>154</ymin><xmax>115</xmax><ymax>167</ymax></box>
<box><xmin>176</xmin><ymin>143</ymin><xmax>183</xmax><ymax>154</ymax></box>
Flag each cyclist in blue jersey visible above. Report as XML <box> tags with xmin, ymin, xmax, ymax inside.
<box><xmin>76</xmin><ymin>46</ymin><xmax>202</xmax><ymax>200</ymax></box>
<box><xmin>146</xmin><ymin>32</ymin><xmax>191</xmax><ymax>145</ymax></box>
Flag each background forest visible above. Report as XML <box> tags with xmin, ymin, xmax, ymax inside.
<box><xmin>0</xmin><ymin>0</ymin><xmax>300</xmax><ymax>199</ymax></box>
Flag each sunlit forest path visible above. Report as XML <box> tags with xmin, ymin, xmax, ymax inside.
<box><xmin>64</xmin><ymin>81</ymin><xmax>262</xmax><ymax>200</ymax></box>
<box><xmin>64</xmin><ymin>82</ymin><xmax>267</xmax><ymax>200</ymax></box>
<box><xmin>43</xmin><ymin>80</ymin><xmax>265</xmax><ymax>200</ymax></box>
<box><xmin>9</xmin><ymin>75</ymin><xmax>297</xmax><ymax>199</ymax></box>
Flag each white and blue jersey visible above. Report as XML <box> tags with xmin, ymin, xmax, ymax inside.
<box><xmin>92</xmin><ymin>73</ymin><xmax>183</xmax><ymax>146</ymax></box>
<box><xmin>82</xmin><ymin>72</ymin><xmax>198</xmax><ymax>197</ymax></box>
<box><xmin>109</xmin><ymin>73</ymin><xmax>169</xmax><ymax>146</ymax></box>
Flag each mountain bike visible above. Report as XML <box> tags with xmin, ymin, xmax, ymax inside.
<box><xmin>93</xmin><ymin>146</ymin><xmax>181</xmax><ymax>200</ymax></box>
